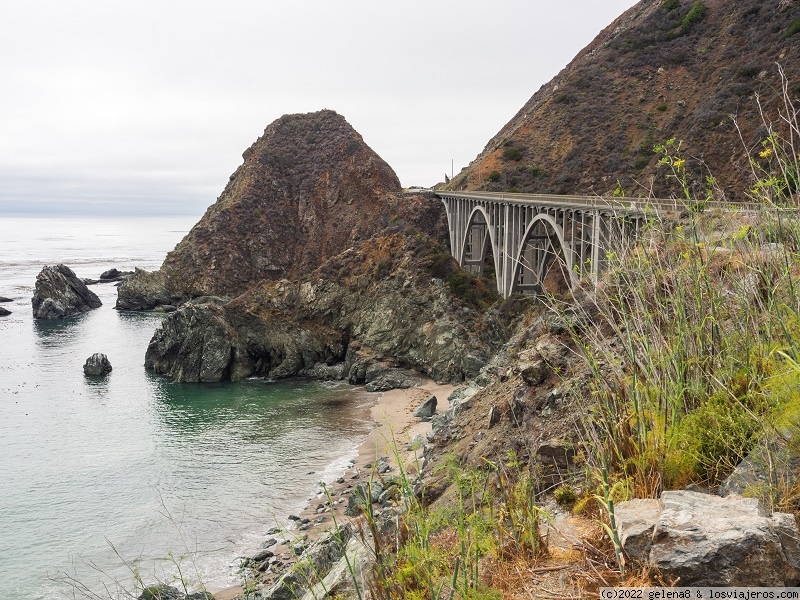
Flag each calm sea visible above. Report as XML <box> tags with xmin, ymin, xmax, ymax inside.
<box><xmin>0</xmin><ymin>215</ymin><xmax>373</xmax><ymax>599</ymax></box>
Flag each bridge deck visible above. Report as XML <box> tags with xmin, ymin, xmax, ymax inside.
<box><xmin>435</xmin><ymin>190</ymin><xmax>766</xmax><ymax>214</ymax></box>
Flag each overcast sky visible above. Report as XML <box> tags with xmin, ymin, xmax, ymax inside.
<box><xmin>0</xmin><ymin>1</ymin><xmax>636</xmax><ymax>216</ymax></box>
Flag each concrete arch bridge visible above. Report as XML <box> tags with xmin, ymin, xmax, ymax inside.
<box><xmin>436</xmin><ymin>191</ymin><xmax>682</xmax><ymax>298</ymax></box>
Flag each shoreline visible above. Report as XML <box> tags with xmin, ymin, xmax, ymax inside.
<box><xmin>210</xmin><ymin>379</ymin><xmax>454</xmax><ymax>599</ymax></box>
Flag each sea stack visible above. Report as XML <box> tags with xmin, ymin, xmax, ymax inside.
<box><xmin>31</xmin><ymin>264</ymin><xmax>102</xmax><ymax>319</ymax></box>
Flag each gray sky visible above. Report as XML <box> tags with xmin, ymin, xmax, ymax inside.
<box><xmin>0</xmin><ymin>1</ymin><xmax>636</xmax><ymax>216</ymax></box>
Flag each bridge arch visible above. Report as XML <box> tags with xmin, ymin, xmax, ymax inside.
<box><xmin>511</xmin><ymin>212</ymin><xmax>578</xmax><ymax>296</ymax></box>
<box><xmin>458</xmin><ymin>205</ymin><xmax>501</xmax><ymax>293</ymax></box>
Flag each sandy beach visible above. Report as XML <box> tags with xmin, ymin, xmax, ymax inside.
<box><xmin>211</xmin><ymin>379</ymin><xmax>455</xmax><ymax>599</ymax></box>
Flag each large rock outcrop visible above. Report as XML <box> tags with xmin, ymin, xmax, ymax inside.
<box><xmin>32</xmin><ymin>264</ymin><xmax>102</xmax><ymax>319</ymax></box>
<box><xmin>145</xmin><ymin>233</ymin><xmax>503</xmax><ymax>384</ymax></box>
<box><xmin>616</xmin><ymin>490</ymin><xmax>800</xmax><ymax>586</ymax></box>
<box><xmin>118</xmin><ymin>110</ymin><xmax>446</xmax><ymax>310</ymax></box>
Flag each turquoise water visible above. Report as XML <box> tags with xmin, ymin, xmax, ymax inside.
<box><xmin>0</xmin><ymin>216</ymin><xmax>373</xmax><ymax>599</ymax></box>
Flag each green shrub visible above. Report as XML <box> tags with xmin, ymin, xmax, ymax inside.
<box><xmin>488</xmin><ymin>171</ymin><xmax>501</xmax><ymax>182</ymax></box>
<box><xmin>529</xmin><ymin>165</ymin><xmax>546</xmax><ymax>178</ymax></box>
<box><xmin>662</xmin><ymin>0</ymin><xmax>679</xmax><ymax>10</ymax></box>
<box><xmin>681</xmin><ymin>0</ymin><xmax>706</xmax><ymax>33</ymax></box>
<box><xmin>502</xmin><ymin>147</ymin><xmax>522</xmax><ymax>161</ymax></box>
<box><xmin>554</xmin><ymin>485</ymin><xmax>578</xmax><ymax>510</ymax></box>
<box><xmin>656</xmin><ymin>103</ymin><xmax>668</xmax><ymax>112</ymax></box>
<box><xmin>786</xmin><ymin>17</ymin><xmax>800</xmax><ymax>39</ymax></box>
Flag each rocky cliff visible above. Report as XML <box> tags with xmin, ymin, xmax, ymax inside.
<box><xmin>144</xmin><ymin>233</ymin><xmax>505</xmax><ymax>384</ymax></box>
<box><xmin>446</xmin><ymin>0</ymin><xmax>800</xmax><ymax>200</ymax></box>
<box><xmin>117</xmin><ymin>110</ymin><xmax>446</xmax><ymax>309</ymax></box>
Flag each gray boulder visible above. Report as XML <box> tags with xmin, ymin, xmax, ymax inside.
<box><xmin>364</xmin><ymin>366</ymin><xmax>423</xmax><ymax>392</ymax></box>
<box><xmin>31</xmin><ymin>264</ymin><xmax>102</xmax><ymax>319</ymax></box>
<box><xmin>616</xmin><ymin>490</ymin><xmax>800</xmax><ymax>585</ymax></box>
<box><xmin>138</xmin><ymin>585</ymin><xmax>211</xmax><ymax>600</ymax></box>
<box><xmin>83</xmin><ymin>353</ymin><xmax>112</xmax><ymax>376</ymax></box>
<box><xmin>100</xmin><ymin>268</ymin><xmax>121</xmax><ymax>280</ymax></box>
<box><xmin>413</xmin><ymin>395</ymin><xmax>438</xmax><ymax>418</ymax></box>
<box><xmin>719</xmin><ymin>429</ymin><xmax>800</xmax><ymax>507</ymax></box>
<box><xmin>262</xmin><ymin>523</ymin><xmax>354</xmax><ymax>600</ymax></box>
<box><xmin>0</xmin><ymin>306</ymin><xmax>10</xmax><ymax>317</ymax></box>
<box><xmin>0</xmin><ymin>296</ymin><xmax>11</xmax><ymax>302</ymax></box>
<box><xmin>116</xmin><ymin>268</ymin><xmax>183</xmax><ymax>311</ymax></box>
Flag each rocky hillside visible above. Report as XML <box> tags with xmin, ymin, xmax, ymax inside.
<box><xmin>117</xmin><ymin>110</ymin><xmax>446</xmax><ymax>309</ymax></box>
<box><xmin>446</xmin><ymin>0</ymin><xmax>800</xmax><ymax>200</ymax></box>
<box><xmin>144</xmin><ymin>232</ymin><xmax>507</xmax><ymax>384</ymax></box>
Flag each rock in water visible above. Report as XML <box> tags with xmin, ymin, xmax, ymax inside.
<box><xmin>0</xmin><ymin>306</ymin><xmax>10</xmax><ymax>317</ymax></box>
<box><xmin>99</xmin><ymin>268</ymin><xmax>121</xmax><ymax>280</ymax></box>
<box><xmin>31</xmin><ymin>264</ymin><xmax>102</xmax><ymax>319</ymax></box>
<box><xmin>83</xmin><ymin>353</ymin><xmax>112</xmax><ymax>376</ymax></box>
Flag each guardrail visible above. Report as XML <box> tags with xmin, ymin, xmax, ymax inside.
<box><xmin>435</xmin><ymin>190</ymin><xmax>793</xmax><ymax>214</ymax></box>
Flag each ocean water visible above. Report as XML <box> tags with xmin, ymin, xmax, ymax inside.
<box><xmin>0</xmin><ymin>216</ymin><xmax>373</xmax><ymax>599</ymax></box>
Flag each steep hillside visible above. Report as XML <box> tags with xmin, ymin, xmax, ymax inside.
<box><xmin>447</xmin><ymin>0</ymin><xmax>800</xmax><ymax>200</ymax></box>
<box><xmin>117</xmin><ymin>110</ymin><xmax>446</xmax><ymax>309</ymax></box>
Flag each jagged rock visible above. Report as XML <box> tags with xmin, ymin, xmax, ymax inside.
<box><xmin>117</xmin><ymin>110</ymin><xmax>448</xmax><ymax>310</ymax></box>
<box><xmin>719</xmin><ymin>429</ymin><xmax>800</xmax><ymax>507</ymax></box>
<box><xmin>138</xmin><ymin>585</ymin><xmax>183</xmax><ymax>600</ymax></box>
<box><xmin>83</xmin><ymin>353</ymin><xmax>112</xmax><ymax>376</ymax></box>
<box><xmin>145</xmin><ymin>235</ymin><xmax>504</xmax><ymax>384</ymax></box>
<box><xmin>153</xmin><ymin>304</ymin><xmax>177</xmax><ymax>313</ymax></box>
<box><xmin>364</xmin><ymin>366</ymin><xmax>423</xmax><ymax>392</ymax></box>
<box><xmin>413</xmin><ymin>395</ymin><xmax>438</xmax><ymax>418</ymax></box>
<box><xmin>301</xmin><ymin>362</ymin><xmax>345</xmax><ymax>380</ymax></box>
<box><xmin>299</xmin><ymin>536</ymin><xmax>371</xmax><ymax>600</ymax></box>
<box><xmin>487</xmin><ymin>405</ymin><xmax>501</xmax><ymax>428</ymax></box>
<box><xmin>537</xmin><ymin>438</ymin><xmax>575</xmax><ymax>468</ymax></box>
<box><xmin>262</xmin><ymin>523</ymin><xmax>354</xmax><ymax>600</ymax></box>
<box><xmin>520</xmin><ymin>359</ymin><xmax>549</xmax><ymax>386</ymax></box>
<box><xmin>100</xmin><ymin>268</ymin><xmax>121</xmax><ymax>280</ymax></box>
<box><xmin>116</xmin><ymin>268</ymin><xmax>183</xmax><ymax>311</ymax></box>
<box><xmin>31</xmin><ymin>264</ymin><xmax>102</xmax><ymax>319</ymax></box>
<box><xmin>0</xmin><ymin>306</ymin><xmax>10</xmax><ymax>317</ymax></box>
<box><xmin>616</xmin><ymin>490</ymin><xmax>800</xmax><ymax>586</ymax></box>
<box><xmin>137</xmin><ymin>585</ymin><xmax>210</xmax><ymax>600</ymax></box>
<box><xmin>0</xmin><ymin>296</ymin><xmax>11</xmax><ymax>302</ymax></box>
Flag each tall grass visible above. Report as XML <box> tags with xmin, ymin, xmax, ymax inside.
<box><xmin>352</xmin><ymin>443</ymin><xmax>548</xmax><ymax>600</ymax></box>
<box><xmin>564</xmin><ymin>67</ymin><xmax>800</xmax><ymax>505</ymax></box>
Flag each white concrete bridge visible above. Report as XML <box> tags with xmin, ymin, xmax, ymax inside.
<box><xmin>436</xmin><ymin>191</ymin><xmax>688</xmax><ymax>298</ymax></box>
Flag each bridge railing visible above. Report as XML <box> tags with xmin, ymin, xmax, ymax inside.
<box><xmin>435</xmin><ymin>190</ymin><xmax>787</xmax><ymax>214</ymax></box>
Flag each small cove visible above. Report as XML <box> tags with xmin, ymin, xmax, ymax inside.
<box><xmin>0</xmin><ymin>215</ymin><xmax>374</xmax><ymax>599</ymax></box>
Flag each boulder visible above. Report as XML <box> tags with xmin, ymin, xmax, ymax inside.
<box><xmin>100</xmin><ymin>268</ymin><xmax>121</xmax><ymax>280</ymax></box>
<box><xmin>137</xmin><ymin>585</ymin><xmax>211</xmax><ymax>600</ymax></box>
<box><xmin>536</xmin><ymin>438</ymin><xmax>575</xmax><ymax>468</ymax></box>
<box><xmin>262</xmin><ymin>523</ymin><xmax>354</xmax><ymax>600</ymax></box>
<box><xmin>0</xmin><ymin>306</ymin><xmax>10</xmax><ymax>317</ymax></box>
<box><xmin>520</xmin><ymin>359</ymin><xmax>549</xmax><ymax>386</ymax></box>
<box><xmin>32</xmin><ymin>264</ymin><xmax>102</xmax><ymax>319</ymax></box>
<box><xmin>83</xmin><ymin>353</ymin><xmax>112</xmax><ymax>376</ymax></box>
<box><xmin>364</xmin><ymin>367</ymin><xmax>423</xmax><ymax>392</ymax></box>
<box><xmin>719</xmin><ymin>430</ymin><xmax>800</xmax><ymax>507</ymax></box>
<box><xmin>616</xmin><ymin>490</ymin><xmax>800</xmax><ymax>585</ymax></box>
<box><xmin>413</xmin><ymin>395</ymin><xmax>438</xmax><ymax>418</ymax></box>
<box><xmin>0</xmin><ymin>296</ymin><xmax>11</xmax><ymax>302</ymax></box>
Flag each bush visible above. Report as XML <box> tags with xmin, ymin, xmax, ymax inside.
<box><xmin>488</xmin><ymin>171</ymin><xmax>501</xmax><ymax>182</ymax></box>
<box><xmin>662</xmin><ymin>0</ymin><xmax>679</xmax><ymax>10</ymax></box>
<box><xmin>502</xmin><ymin>147</ymin><xmax>523</xmax><ymax>161</ymax></box>
<box><xmin>786</xmin><ymin>17</ymin><xmax>800</xmax><ymax>39</ymax></box>
<box><xmin>681</xmin><ymin>0</ymin><xmax>706</xmax><ymax>33</ymax></box>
